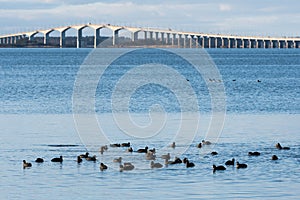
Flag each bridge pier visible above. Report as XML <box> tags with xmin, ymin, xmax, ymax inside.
<box><xmin>155</xmin><ymin>32</ymin><xmax>159</xmax><ymax>40</ymax></box>
<box><xmin>196</xmin><ymin>36</ymin><xmax>201</xmax><ymax>48</ymax></box>
<box><xmin>166</xmin><ymin>33</ymin><xmax>170</xmax><ymax>44</ymax></box>
<box><xmin>220</xmin><ymin>38</ymin><xmax>224</xmax><ymax>48</ymax></box>
<box><xmin>294</xmin><ymin>41</ymin><xmax>300</xmax><ymax>49</ymax></box>
<box><xmin>131</xmin><ymin>32</ymin><xmax>138</xmax><ymax>42</ymax></box>
<box><xmin>60</xmin><ymin>31</ymin><xmax>66</xmax><ymax>48</ymax></box>
<box><xmin>77</xmin><ymin>29</ymin><xmax>83</xmax><ymax>48</ymax></box>
<box><xmin>183</xmin><ymin>35</ymin><xmax>188</xmax><ymax>48</ymax></box>
<box><xmin>177</xmin><ymin>34</ymin><xmax>182</xmax><ymax>47</ymax></box>
<box><xmin>112</xmin><ymin>30</ymin><xmax>119</xmax><ymax>46</ymax></box>
<box><xmin>149</xmin><ymin>32</ymin><xmax>153</xmax><ymax>40</ymax></box>
<box><xmin>172</xmin><ymin>33</ymin><xmax>176</xmax><ymax>46</ymax></box>
<box><xmin>249</xmin><ymin>39</ymin><xmax>253</xmax><ymax>48</ymax></box>
<box><xmin>228</xmin><ymin>38</ymin><xmax>232</xmax><ymax>48</ymax></box>
<box><xmin>94</xmin><ymin>28</ymin><xmax>101</xmax><ymax>48</ymax></box>
<box><xmin>160</xmin><ymin>32</ymin><xmax>164</xmax><ymax>43</ymax></box>
<box><xmin>202</xmin><ymin>36</ymin><xmax>208</xmax><ymax>48</ymax></box>
<box><xmin>44</xmin><ymin>32</ymin><xmax>50</xmax><ymax>46</ymax></box>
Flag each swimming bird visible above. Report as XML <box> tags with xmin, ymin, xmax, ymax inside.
<box><xmin>79</xmin><ymin>152</ymin><xmax>89</xmax><ymax>158</ymax></box>
<box><xmin>170</xmin><ymin>142</ymin><xmax>176</xmax><ymax>148</ymax></box>
<box><xmin>271</xmin><ymin>155</ymin><xmax>278</xmax><ymax>160</ymax></box>
<box><xmin>248</xmin><ymin>151</ymin><xmax>260</xmax><ymax>156</ymax></box>
<box><xmin>119</xmin><ymin>163</ymin><xmax>134</xmax><ymax>172</ymax></box>
<box><xmin>110</xmin><ymin>143</ymin><xmax>121</xmax><ymax>147</ymax></box>
<box><xmin>123</xmin><ymin>162</ymin><xmax>133</xmax><ymax>166</ymax></box>
<box><xmin>275</xmin><ymin>143</ymin><xmax>290</xmax><ymax>150</ymax></box>
<box><xmin>137</xmin><ymin>146</ymin><xmax>148</xmax><ymax>153</ymax></box>
<box><xmin>35</xmin><ymin>158</ymin><xmax>44</xmax><ymax>163</ymax></box>
<box><xmin>183</xmin><ymin>158</ymin><xmax>195</xmax><ymax>168</ymax></box>
<box><xmin>23</xmin><ymin>160</ymin><xmax>32</xmax><ymax>168</ymax></box>
<box><xmin>100</xmin><ymin>163</ymin><xmax>108</xmax><ymax>171</ymax></box>
<box><xmin>225</xmin><ymin>158</ymin><xmax>235</xmax><ymax>166</ymax></box>
<box><xmin>169</xmin><ymin>157</ymin><xmax>182</xmax><ymax>164</ymax></box>
<box><xmin>145</xmin><ymin>152</ymin><xmax>156</xmax><ymax>160</ymax></box>
<box><xmin>211</xmin><ymin>151</ymin><xmax>218</xmax><ymax>156</ymax></box>
<box><xmin>213</xmin><ymin>165</ymin><xmax>226</xmax><ymax>172</ymax></box>
<box><xmin>126</xmin><ymin>147</ymin><xmax>133</xmax><ymax>153</ymax></box>
<box><xmin>161</xmin><ymin>153</ymin><xmax>170</xmax><ymax>160</ymax></box>
<box><xmin>148</xmin><ymin>148</ymin><xmax>156</xmax><ymax>154</ymax></box>
<box><xmin>113</xmin><ymin>157</ymin><xmax>122</xmax><ymax>163</ymax></box>
<box><xmin>121</xmin><ymin>142</ymin><xmax>130</xmax><ymax>147</ymax></box>
<box><xmin>197</xmin><ymin>143</ymin><xmax>202</xmax><ymax>148</ymax></box>
<box><xmin>51</xmin><ymin>156</ymin><xmax>63</xmax><ymax>163</ymax></box>
<box><xmin>236</xmin><ymin>162</ymin><xmax>247</xmax><ymax>169</ymax></box>
<box><xmin>77</xmin><ymin>156</ymin><xmax>82</xmax><ymax>163</ymax></box>
<box><xmin>99</xmin><ymin>145</ymin><xmax>108</xmax><ymax>154</ymax></box>
<box><xmin>85</xmin><ymin>155</ymin><xmax>96</xmax><ymax>161</ymax></box>
<box><xmin>151</xmin><ymin>161</ymin><xmax>163</xmax><ymax>169</ymax></box>
<box><xmin>202</xmin><ymin>140</ymin><xmax>212</xmax><ymax>145</ymax></box>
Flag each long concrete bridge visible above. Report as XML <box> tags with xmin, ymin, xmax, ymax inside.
<box><xmin>1</xmin><ymin>23</ymin><xmax>300</xmax><ymax>48</ymax></box>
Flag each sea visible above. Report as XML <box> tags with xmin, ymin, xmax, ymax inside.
<box><xmin>0</xmin><ymin>48</ymin><xmax>299</xmax><ymax>200</ymax></box>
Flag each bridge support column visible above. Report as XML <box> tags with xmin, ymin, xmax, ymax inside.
<box><xmin>255</xmin><ymin>39</ymin><xmax>258</xmax><ymax>49</ymax></box>
<box><xmin>29</xmin><ymin>35</ymin><xmax>34</xmax><ymax>41</ymax></box>
<box><xmin>44</xmin><ymin>32</ymin><xmax>50</xmax><ymax>46</ymax></box>
<box><xmin>292</xmin><ymin>41</ymin><xmax>295</xmax><ymax>48</ymax></box>
<box><xmin>213</xmin><ymin>37</ymin><xmax>217</xmax><ymax>48</ymax></box>
<box><xmin>144</xmin><ymin>31</ymin><xmax>147</xmax><ymax>40</ymax></box>
<box><xmin>155</xmin><ymin>32</ymin><xmax>159</xmax><ymax>40</ymax></box>
<box><xmin>112</xmin><ymin>30</ymin><xmax>119</xmax><ymax>46</ymax></box>
<box><xmin>149</xmin><ymin>32</ymin><xmax>153</xmax><ymax>40</ymax></box>
<box><xmin>228</xmin><ymin>38</ymin><xmax>231</xmax><ymax>48</ymax></box>
<box><xmin>60</xmin><ymin>31</ymin><xmax>66</xmax><ymax>48</ymax></box>
<box><xmin>94</xmin><ymin>28</ymin><xmax>101</xmax><ymax>48</ymax></box>
<box><xmin>233</xmin><ymin>39</ymin><xmax>237</xmax><ymax>48</ymax></box>
<box><xmin>279</xmin><ymin>40</ymin><xmax>282</xmax><ymax>48</ymax></box>
<box><xmin>166</xmin><ymin>33</ymin><xmax>170</xmax><ymax>44</ymax></box>
<box><xmin>131</xmin><ymin>32</ymin><xmax>138</xmax><ymax>42</ymax></box>
<box><xmin>77</xmin><ymin>29</ymin><xmax>82</xmax><ymax>48</ymax></box>
<box><xmin>196</xmin><ymin>36</ymin><xmax>201</xmax><ymax>48</ymax></box>
<box><xmin>202</xmin><ymin>36</ymin><xmax>207</xmax><ymax>48</ymax></box>
<box><xmin>189</xmin><ymin>36</ymin><xmax>193</xmax><ymax>48</ymax></box>
<box><xmin>160</xmin><ymin>32</ymin><xmax>164</xmax><ymax>43</ymax></box>
<box><xmin>13</xmin><ymin>36</ymin><xmax>17</xmax><ymax>44</ymax></box>
<box><xmin>241</xmin><ymin>39</ymin><xmax>245</xmax><ymax>48</ymax></box>
<box><xmin>183</xmin><ymin>35</ymin><xmax>188</xmax><ymax>48</ymax></box>
<box><xmin>172</xmin><ymin>34</ymin><xmax>176</xmax><ymax>46</ymax></box>
<box><xmin>221</xmin><ymin>38</ymin><xmax>224</xmax><ymax>48</ymax></box>
<box><xmin>270</xmin><ymin>40</ymin><xmax>273</xmax><ymax>48</ymax></box>
<box><xmin>178</xmin><ymin>34</ymin><xmax>182</xmax><ymax>47</ymax></box>
<box><xmin>200</xmin><ymin>37</ymin><xmax>204</xmax><ymax>48</ymax></box>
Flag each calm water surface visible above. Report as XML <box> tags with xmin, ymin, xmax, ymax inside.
<box><xmin>0</xmin><ymin>48</ymin><xmax>300</xmax><ymax>199</ymax></box>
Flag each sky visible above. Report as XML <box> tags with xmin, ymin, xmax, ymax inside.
<box><xmin>0</xmin><ymin>0</ymin><xmax>300</xmax><ymax>37</ymax></box>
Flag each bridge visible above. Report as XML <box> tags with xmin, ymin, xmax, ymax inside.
<box><xmin>1</xmin><ymin>23</ymin><xmax>300</xmax><ymax>48</ymax></box>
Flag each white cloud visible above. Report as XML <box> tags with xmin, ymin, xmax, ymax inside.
<box><xmin>219</xmin><ymin>4</ymin><xmax>232</xmax><ymax>12</ymax></box>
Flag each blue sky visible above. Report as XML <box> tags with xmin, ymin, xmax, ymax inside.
<box><xmin>0</xmin><ymin>0</ymin><xmax>299</xmax><ymax>37</ymax></box>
